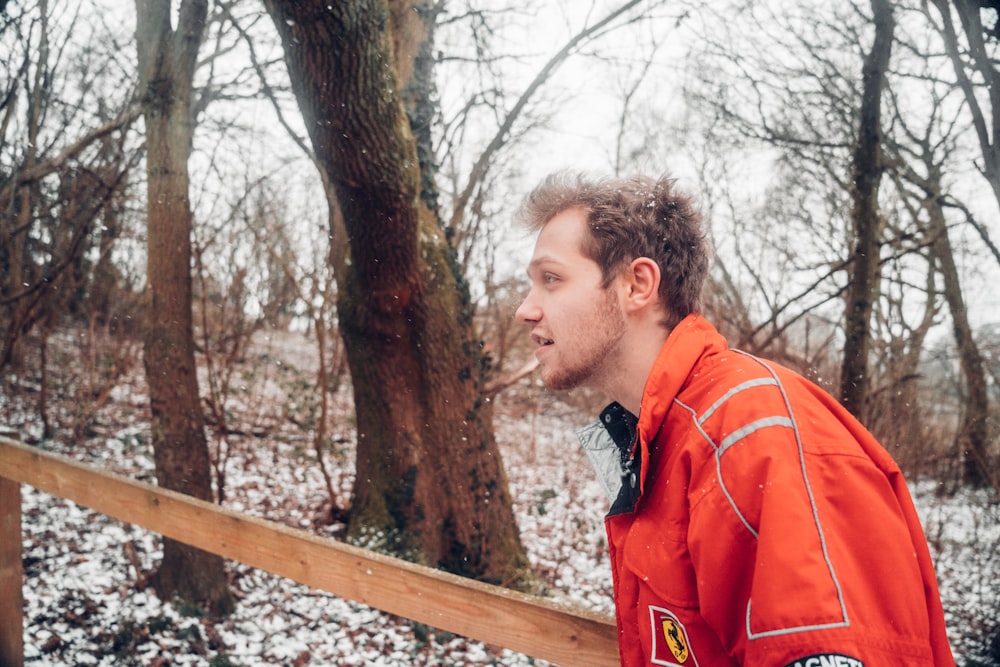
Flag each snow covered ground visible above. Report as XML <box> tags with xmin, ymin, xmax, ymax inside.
<box><xmin>6</xmin><ymin>331</ymin><xmax>999</xmax><ymax>665</ymax></box>
<box><xmin>13</xmin><ymin>381</ymin><xmax>618</xmax><ymax>665</ymax></box>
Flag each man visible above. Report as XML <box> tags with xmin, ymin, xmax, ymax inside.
<box><xmin>514</xmin><ymin>173</ymin><xmax>954</xmax><ymax>666</ymax></box>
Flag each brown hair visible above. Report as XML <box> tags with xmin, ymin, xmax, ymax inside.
<box><xmin>518</xmin><ymin>172</ymin><xmax>709</xmax><ymax>329</ymax></box>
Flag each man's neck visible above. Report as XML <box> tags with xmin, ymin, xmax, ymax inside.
<box><xmin>603</xmin><ymin>323</ymin><xmax>671</xmax><ymax>416</ymax></box>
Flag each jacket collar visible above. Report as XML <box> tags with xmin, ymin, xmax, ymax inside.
<box><xmin>576</xmin><ymin>314</ymin><xmax>729</xmax><ymax>515</ymax></box>
<box><xmin>635</xmin><ymin>314</ymin><xmax>728</xmax><ymax>495</ymax></box>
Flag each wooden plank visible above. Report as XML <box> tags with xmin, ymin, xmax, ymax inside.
<box><xmin>0</xmin><ymin>476</ymin><xmax>24</xmax><ymax>667</ymax></box>
<box><xmin>0</xmin><ymin>437</ymin><xmax>618</xmax><ymax>666</ymax></box>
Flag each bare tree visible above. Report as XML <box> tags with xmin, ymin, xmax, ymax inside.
<box><xmin>134</xmin><ymin>0</ymin><xmax>232</xmax><ymax>614</ymax></box>
<box><xmin>840</xmin><ymin>0</ymin><xmax>896</xmax><ymax>420</ymax></box>
<box><xmin>676</xmin><ymin>0</ymin><xmax>995</xmax><ymax>489</ymax></box>
<box><xmin>679</xmin><ymin>2</ymin><xmax>936</xmax><ymax>423</ymax></box>
<box><xmin>929</xmin><ymin>0</ymin><xmax>1000</xmax><ymax>211</ymax></box>
<box><xmin>440</xmin><ymin>0</ymin><xmax>649</xmax><ymax>267</ymax></box>
<box><xmin>1</xmin><ymin>0</ymin><xmax>142</xmax><ymax>434</ymax></box>
<box><xmin>255</xmin><ymin>200</ymin><xmax>351</xmax><ymax>519</ymax></box>
<box><xmin>885</xmin><ymin>82</ymin><xmax>994</xmax><ymax>488</ymax></box>
<box><xmin>677</xmin><ymin>2</ymin><xmax>872</xmax><ymax>372</ymax></box>
<box><xmin>926</xmin><ymin>187</ymin><xmax>992</xmax><ymax>488</ymax></box>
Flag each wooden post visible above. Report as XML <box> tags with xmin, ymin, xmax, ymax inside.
<box><xmin>0</xmin><ymin>476</ymin><xmax>23</xmax><ymax>667</ymax></box>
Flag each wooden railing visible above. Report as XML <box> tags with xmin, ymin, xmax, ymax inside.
<box><xmin>0</xmin><ymin>436</ymin><xmax>618</xmax><ymax>667</ymax></box>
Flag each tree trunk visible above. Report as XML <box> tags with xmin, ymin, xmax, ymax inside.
<box><xmin>264</xmin><ymin>0</ymin><xmax>531</xmax><ymax>586</ymax></box>
<box><xmin>134</xmin><ymin>0</ymin><xmax>233</xmax><ymax>615</ymax></box>
<box><xmin>926</xmin><ymin>192</ymin><xmax>993</xmax><ymax>488</ymax></box>
<box><xmin>840</xmin><ymin>0</ymin><xmax>895</xmax><ymax>421</ymax></box>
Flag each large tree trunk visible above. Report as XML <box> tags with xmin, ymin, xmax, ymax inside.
<box><xmin>134</xmin><ymin>0</ymin><xmax>233</xmax><ymax>615</ymax></box>
<box><xmin>840</xmin><ymin>0</ymin><xmax>895</xmax><ymax>421</ymax></box>
<box><xmin>264</xmin><ymin>0</ymin><xmax>530</xmax><ymax>586</ymax></box>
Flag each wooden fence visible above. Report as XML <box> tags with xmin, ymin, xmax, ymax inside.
<box><xmin>0</xmin><ymin>436</ymin><xmax>618</xmax><ymax>667</ymax></box>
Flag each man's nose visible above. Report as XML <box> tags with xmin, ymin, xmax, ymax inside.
<box><xmin>515</xmin><ymin>290</ymin><xmax>541</xmax><ymax>323</ymax></box>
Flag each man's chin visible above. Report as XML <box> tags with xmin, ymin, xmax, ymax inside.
<box><xmin>539</xmin><ymin>371</ymin><xmax>564</xmax><ymax>391</ymax></box>
<box><xmin>541</xmin><ymin>368</ymin><xmax>584</xmax><ymax>392</ymax></box>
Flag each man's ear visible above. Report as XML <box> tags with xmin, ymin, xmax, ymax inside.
<box><xmin>622</xmin><ymin>257</ymin><xmax>661</xmax><ymax>313</ymax></box>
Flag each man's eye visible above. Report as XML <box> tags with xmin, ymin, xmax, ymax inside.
<box><xmin>543</xmin><ymin>273</ymin><xmax>559</xmax><ymax>284</ymax></box>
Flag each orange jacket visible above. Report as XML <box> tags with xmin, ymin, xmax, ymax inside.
<box><xmin>599</xmin><ymin>315</ymin><xmax>954</xmax><ymax>666</ymax></box>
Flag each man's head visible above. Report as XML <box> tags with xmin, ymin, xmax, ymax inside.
<box><xmin>517</xmin><ymin>172</ymin><xmax>709</xmax><ymax>330</ymax></box>
<box><xmin>514</xmin><ymin>173</ymin><xmax>709</xmax><ymax>400</ymax></box>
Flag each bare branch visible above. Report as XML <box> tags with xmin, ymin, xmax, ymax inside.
<box><xmin>0</xmin><ymin>103</ymin><xmax>142</xmax><ymax>208</ymax></box>
<box><xmin>448</xmin><ymin>0</ymin><xmax>649</xmax><ymax>232</ymax></box>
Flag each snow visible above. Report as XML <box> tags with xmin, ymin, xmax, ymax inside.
<box><xmin>12</xmin><ymin>365</ymin><xmax>614</xmax><ymax>665</ymax></box>
<box><xmin>5</xmin><ymin>332</ymin><xmax>998</xmax><ymax>665</ymax></box>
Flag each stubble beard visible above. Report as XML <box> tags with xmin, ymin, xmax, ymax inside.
<box><xmin>542</xmin><ymin>289</ymin><xmax>627</xmax><ymax>391</ymax></box>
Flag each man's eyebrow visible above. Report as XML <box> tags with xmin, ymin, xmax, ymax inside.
<box><xmin>528</xmin><ymin>256</ymin><xmax>563</xmax><ymax>271</ymax></box>
<box><xmin>526</xmin><ymin>256</ymin><xmax>561</xmax><ymax>277</ymax></box>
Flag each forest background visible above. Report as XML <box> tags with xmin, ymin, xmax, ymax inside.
<box><xmin>2</xmin><ymin>0</ymin><xmax>999</xmax><ymax>664</ymax></box>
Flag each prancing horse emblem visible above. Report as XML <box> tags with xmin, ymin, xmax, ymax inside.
<box><xmin>649</xmin><ymin>606</ymin><xmax>697</xmax><ymax>666</ymax></box>
<box><xmin>662</xmin><ymin>617</ymin><xmax>689</xmax><ymax>662</ymax></box>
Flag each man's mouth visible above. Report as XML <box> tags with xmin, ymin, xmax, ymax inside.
<box><xmin>531</xmin><ymin>333</ymin><xmax>554</xmax><ymax>348</ymax></box>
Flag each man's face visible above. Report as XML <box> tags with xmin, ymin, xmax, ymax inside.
<box><xmin>515</xmin><ymin>207</ymin><xmax>627</xmax><ymax>391</ymax></box>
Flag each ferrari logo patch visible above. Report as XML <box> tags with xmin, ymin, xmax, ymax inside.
<box><xmin>662</xmin><ymin>617</ymin><xmax>689</xmax><ymax>662</ymax></box>
<box><xmin>649</xmin><ymin>606</ymin><xmax>698</xmax><ymax>666</ymax></box>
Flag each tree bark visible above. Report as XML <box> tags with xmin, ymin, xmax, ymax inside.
<box><xmin>134</xmin><ymin>0</ymin><xmax>233</xmax><ymax>615</ymax></box>
<box><xmin>263</xmin><ymin>0</ymin><xmax>531</xmax><ymax>586</ymax></box>
<box><xmin>839</xmin><ymin>0</ymin><xmax>895</xmax><ymax>421</ymax></box>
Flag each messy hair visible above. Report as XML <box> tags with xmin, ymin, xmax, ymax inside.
<box><xmin>518</xmin><ymin>172</ymin><xmax>710</xmax><ymax>329</ymax></box>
